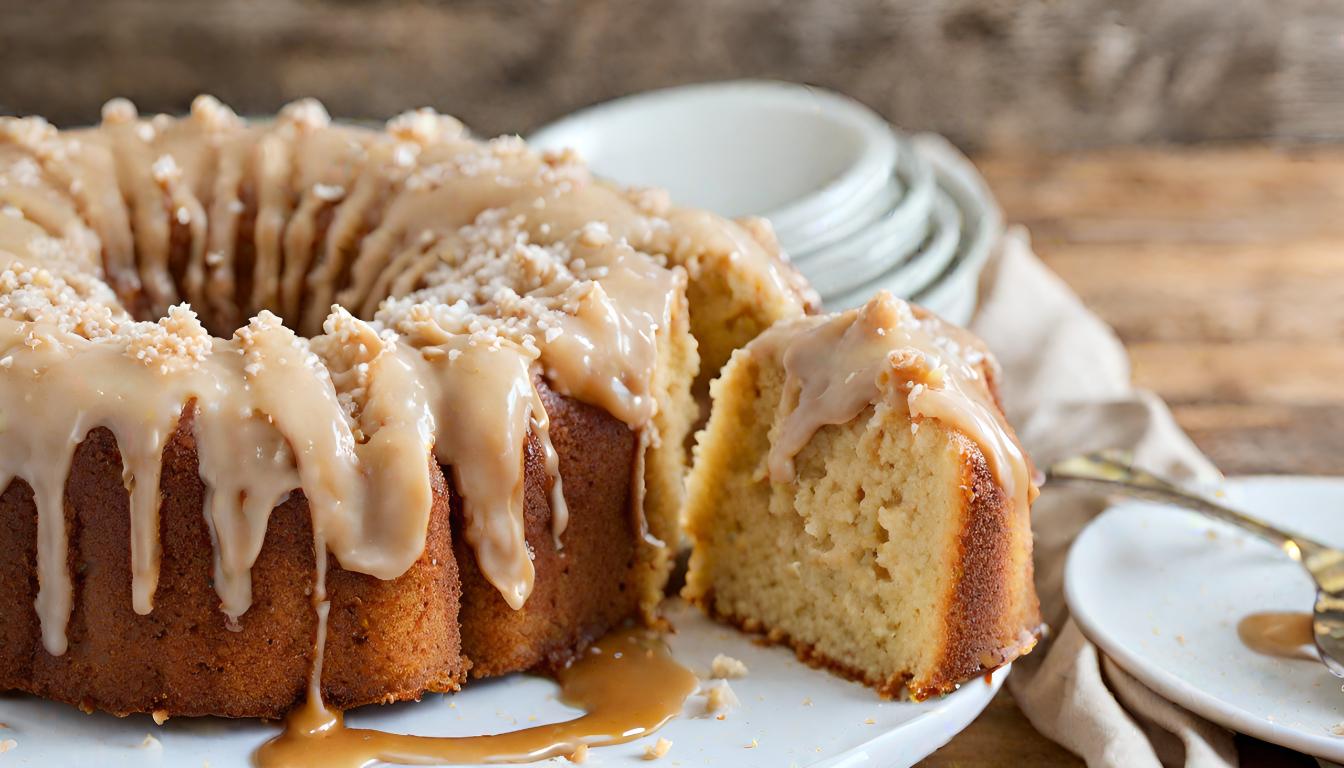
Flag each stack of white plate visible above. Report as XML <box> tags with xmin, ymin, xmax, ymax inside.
<box><xmin>529</xmin><ymin>80</ymin><xmax>1003</xmax><ymax>326</ymax></box>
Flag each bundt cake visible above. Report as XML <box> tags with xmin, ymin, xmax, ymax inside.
<box><xmin>0</xmin><ymin>95</ymin><xmax>815</xmax><ymax>719</ymax></box>
<box><xmin>683</xmin><ymin>292</ymin><xmax>1042</xmax><ymax>699</ymax></box>
<box><xmin>0</xmin><ymin>93</ymin><xmax>1038</xmax><ymax>735</ymax></box>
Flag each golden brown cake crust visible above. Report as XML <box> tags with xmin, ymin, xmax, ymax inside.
<box><xmin>0</xmin><ymin>378</ymin><xmax>648</xmax><ymax>717</ymax></box>
<box><xmin>920</xmin><ymin>439</ymin><xmax>1042</xmax><ymax>698</ymax></box>
<box><xmin>0</xmin><ymin>407</ymin><xmax>467</xmax><ymax>719</ymax></box>
<box><xmin>455</xmin><ymin>380</ymin><xmax>642</xmax><ymax>678</ymax></box>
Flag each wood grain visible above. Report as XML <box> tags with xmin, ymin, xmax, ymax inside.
<box><xmin>3</xmin><ymin>0</ymin><xmax>1344</xmax><ymax>150</ymax></box>
<box><xmin>921</xmin><ymin>144</ymin><xmax>1344</xmax><ymax>766</ymax></box>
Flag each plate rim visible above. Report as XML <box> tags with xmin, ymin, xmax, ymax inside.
<box><xmin>1064</xmin><ymin>474</ymin><xmax>1344</xmax><ymax>761</ymax></box>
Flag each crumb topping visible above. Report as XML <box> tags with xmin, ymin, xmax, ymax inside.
<box><xmin>189</xmin><ymin>94</ymin><xmax>241</xmax><ymax>131</ymax></box>
<box><xmin>312</xmin><ymin>305</ymin><xmax>397</xmax><ymax>430</ymax></box>
<box><xmin>279</xmin><ymin>98</ymin><xmax>331</xmax><ymax>131</ymax></box>
<box><xmin>0</xmin><ymin>262</ymin><xmax>123</xmax><ymax>339</ymax></box>
<box><xmin>386</xmin><ymin>107</ymin><xmax>466</xmax><ymax>145</ymax></box>
<box><xmin>120</xmin><ymin>305</ymin><xmax>212</xmax><ymax>373</ymax></box>
<box><xmin>100</xmin><ymin>97</ymin><xmax>138</xmax><ymax>125</ymax></box>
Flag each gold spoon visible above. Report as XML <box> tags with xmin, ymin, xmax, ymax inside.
<box><xmin>1046</xmin><ymin>450</ymin><xmax>1344</xmax><ymax>678</ymax></box>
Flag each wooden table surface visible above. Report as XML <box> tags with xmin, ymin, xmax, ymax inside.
<box><xmin>921</xmin><ymin>145</ymin><xmax>1344</xmax><ymax>767</ymax></box>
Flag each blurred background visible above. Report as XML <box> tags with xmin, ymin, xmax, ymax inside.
<box><xmin>3</xmin><ymin>0</ymin><xmax>1344</xmax><ymax>149</ymax></box>
<box><xmin>4</xmin><ymin>3</ymin><xmax>1343</xmax><ymax>766</ymax></box>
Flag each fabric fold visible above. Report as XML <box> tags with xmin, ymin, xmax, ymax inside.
<box><xmin>970</xmin><ymin>227</ymin><xmax>1236</xmax><ymax>767</ymax></box>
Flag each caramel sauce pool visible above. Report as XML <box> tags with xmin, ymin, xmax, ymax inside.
<box><xmin>255</xmin><ymin>629</ymin><xmax>698</xmax><ymax>767</ymax></box>
<box><xmin>1237</xmin><ymin>611</ymin><xmax>1317</xmax><ymax>662</ymax></box>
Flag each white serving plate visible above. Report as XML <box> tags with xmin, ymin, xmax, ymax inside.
<box><xmin>0</xmin><ymin>600</ymin><xmax>1005</xmax><ymax>767</ymax></box>
<box><xmin>1066</xmin><ymin>476</ymin><xmax>1344</xmax><ymax>762</ymax></box>
<box><xmin>527</xmin><ymin>80</ymin><xmax>898</xmax><ymax>237</ymax></box>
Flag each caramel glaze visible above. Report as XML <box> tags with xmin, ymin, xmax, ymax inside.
<box><xmin>1237</xmin><ymin>611</ymin><xmax>1318</xmax><ymax>662</ymax></box>
<box><xmin>750</xmin><ymin>291</ymin><xmax>1038</xmax><ymax>519</ymax></box>
<box><xmin>255</xmin><ymin>628</ymin><xmax>698</xmax><ymax>768</ymax></box>
<box><xmin>0</xmin><ymin>95</ymin><xmax>708</xmax><ymax>654</ymax></box>
<box><xmin>0</xmin><ymin>95</ymin><xmax>790</xmax><ymax>749</ymax></box>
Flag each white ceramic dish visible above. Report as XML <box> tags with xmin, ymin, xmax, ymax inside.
<box><xmin>0</xmin><ymin>600</ymin><xmax>1005</xmax><ymax>767</ymax></box>
<box><xmin>795</xmin><ymin>136</ymin><xmax>937</xmax><ymax>295</ymax></box>
<box><xmin>527</xmin><ymin>80</ymin><xmax>898</xmax><ymax>234</ymax></box>
<box><xmin>806</xmin><ymin>206</ymin><xmax>929</xmax><ymax>299</ymax></box>
<box><xmin>827</xmin><ymin>189</ymin><xmax>961</xmax><ymax>312</ymax></box>
<box><xmin>787</xmin><ymin>170</ymin><xmax>905</xmax><ymax>259</ymax></box>
<box><xmin>1066</xmin><ymin>476</ymin><xmax>1344</xmax><ymax>762</ymax></box>
<box><xmin>907</xmin><ymin>134</ymin><xmax>1002</xmax><ymax>325</ymax></box>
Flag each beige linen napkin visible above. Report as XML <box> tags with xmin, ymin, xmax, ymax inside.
<box><xmin>967</xmin><ymin>227</ymin><xmax>1238</xmax><ymax>767</ymax></box>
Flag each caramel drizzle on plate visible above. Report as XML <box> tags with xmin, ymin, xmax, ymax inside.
<box><xmin>1237</xmin><ymin>611</ymin><xmax>1318</xmax><ymax>662</ymax></box>
<box><xmin>255</xmin><ymin>628</ymin><xmax>698</xmax><ymax>768</ymax></box>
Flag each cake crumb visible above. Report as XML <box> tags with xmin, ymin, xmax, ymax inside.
<box><xmin>140</xmin><ymin>734</ymin><xmax>162</xmax><ymax>749</ymax></box>
<box><xmin>703</xmin><ymin>681</ymin><xmax>740</xmax><ymax>715</ymax></box>
<box><xmin>1331</xmin><ymin>722</ymin><xmax>1344</xmax><ymax>737</ymax></box>
<box><xmin>745</xmin><ymin>738</ymin><xmax>758</xmax><ymax>749</ymax></box>
<box><xmin>152</xmin><ymin>709</ymin><xmax>170</xmax><ymax>725</ymax></box>
<box><xmin>863</xmin><ymin>717</ymin><xmax>875</xmax><ymax>725</ymax></box>
<box><xmin>0</xmin><ymin>739</ymin><xmax>15</xmax><ymax>753</ymax></box>
<box><xmin>710</xmin><ymin>654</ymin><xmax>749</xmax><ymax>679</ymax></box>
<box><xmin>566</xmin><ymin>743</ymin><xmax>589</xmax><ymax>763</ymax></box>
<box><xmin>642</xmin><ymin>737</ymin><xmax>672</xmax><ymax>760</ymax></box>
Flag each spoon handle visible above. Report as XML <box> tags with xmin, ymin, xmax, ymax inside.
<box><xmin>1045</xmin><ymin>451</ymin><xmax>1327</xmax><ymax>559</ymax></box>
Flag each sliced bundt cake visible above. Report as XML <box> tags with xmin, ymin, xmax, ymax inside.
<box><xmin>684</xmin><ymin>292</ymin><xmax>1042</xmax><ymax>699</ymax></box>
<box><xmin>0</xmin><ymin>96</ymin><xmax>813</xmax><ymax>718</ymax></box>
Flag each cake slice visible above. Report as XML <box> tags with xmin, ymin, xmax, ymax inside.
<box><xmin>683</xmin><ymin>292</ymin><xmax>1042</xmax><ymax>698</ymax></box>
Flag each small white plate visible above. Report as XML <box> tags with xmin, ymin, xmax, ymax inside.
<box><xmin>1066</xmin><ymin>476</ymin><xmax>1344</xmax><ymax>762</ymax></box>
<box><xmin>0</xmin><ymin>600</ymin><xmax>1004</xmax><ymax>767</ymax></box>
